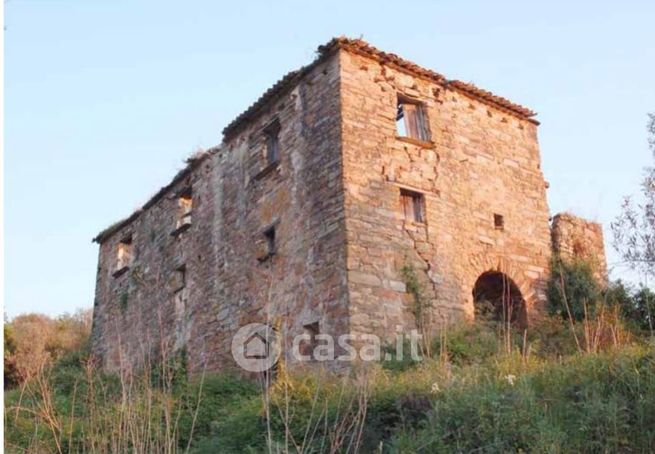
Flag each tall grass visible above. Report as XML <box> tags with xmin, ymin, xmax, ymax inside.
<box><xmin>5</xmin><ymin>317</ymin><xmax>655</xmax><ymax>453</ymax></box>
<box><xmin>6</xmin><ymin>257</ymin><xmax>655</xmax><ymax>453</ymax></box>
<box><xmin>5</xmin><ymin>343</ymin><xmax>205</xmax><ymax>453</ymax></box>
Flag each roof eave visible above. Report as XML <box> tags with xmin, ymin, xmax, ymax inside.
<box><xmin>92</xmin><ymin>148</ymin><xmax>218</xmax><ymax>244</ymax></box>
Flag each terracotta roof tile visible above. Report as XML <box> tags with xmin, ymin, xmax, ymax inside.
<box><xmin>222</xmin><ymin>37</ymin><xmax>537</xmax><ymax>138</ymax></box>
<box><xmin>95</xmin><ymin>38</ymin><xmax>538</xmax><ymax>244</ymax></box>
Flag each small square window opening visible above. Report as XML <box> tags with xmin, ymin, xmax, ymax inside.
<box><xmin>494</xmin><ymin>214</ymin><xmax>505</xmax><ymax>230</ymax></box>
<box><xmin>396</xmin><ymin>97</ymin><xmax>430</xmax><ymax>141</ymax></box>
<box><xmin>400</xmin><ymin>189</ymin><xmax>426</xmax><ymax>223</ymax></box>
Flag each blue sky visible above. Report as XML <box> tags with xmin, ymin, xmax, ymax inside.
<box><xmin>5</xmin><ymin>1</ymin><xmax>655</xmax><ymax>317</ymax></box>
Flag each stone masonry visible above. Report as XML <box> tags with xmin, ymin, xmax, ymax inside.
<box><xmin>91</xmin><ymin>38</ymin><xmax>607</xmax><ymax>373</ymax></box>
<box><xmin>551</xmin><ymin>213</ymin><xmax>608</xmax><ymax>284</ymax></box>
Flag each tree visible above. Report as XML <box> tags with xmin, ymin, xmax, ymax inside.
<box><xmin>612</xmin><ymin>113</ymin><xmax>655</xmax><ymax>276</ymax></box>
<box><xmin>604</xmin><ymin>280</ymin><xmax>655</xmax><ymax>333</ymax></box>
<box><xmin>547</xmin><ymin>256</ymin><xmax>601</xmax><ymax>321</ymax></box>
<box><xmin>4</xmin><ymin>322</ymin><xmax>19</xmax><ymax>387</ymax></box>
<box><xmin>4</xmin><ymin>309</ymin><xmax>92</xmax><ymax>388</ymax></box>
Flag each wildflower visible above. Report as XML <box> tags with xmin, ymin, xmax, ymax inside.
<box><xmin>505</xmin><ymin>374</ymin><xmax>516</xmax><ymax>386</ymax></box>
<box><xmin>431</xmin><ymin>382</ymin><xmax>441</xmax><ymax>394</ymax></box>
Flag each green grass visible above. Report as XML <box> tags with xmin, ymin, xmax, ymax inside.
<box><xmin>5</xmin><ymin>320</ymin><xmax>655</xmax><ymax>453</ymax></box>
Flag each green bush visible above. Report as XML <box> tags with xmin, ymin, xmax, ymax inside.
<box><xmin>430</xmin><ymin>322</ymin><xmax>499</xmax><ymax>366</ymax></box>
<box><xmin>4</xmin><ymin>323</ymin><xmax>19</xmax><ymax>388</ymax></box>
<box><xmin>605</xmin><ymin>280</ymin><xmax>655</xmax><ymax>332</ymax></box>
<box><xmin>389</xmin><ymin>347</ymin><xmax>655</xmax><ymax>453</ymax></box>
<box><xmin>523</xmin><ymin>315</ymin><xmax>579</xmax><ymax>358</ymax></box>
<box><xmin>6</xmin><ymin>306</ymin><xmax>655</xmax><ymax>453</ymax></box>
<box><xmin>178</xmin><ymin>372</ymin><xmax>260</xmax><ymax>450</ymax></box>
<box><xmin>547</xmin><ymin>257</ymin><xmax>601</xmax><ymax>321</ymax></box>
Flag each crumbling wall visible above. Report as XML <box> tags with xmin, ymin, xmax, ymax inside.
<box><xmin>92</xmin><ymin>52</ymin><xmax>349</xmax><ymax>373</ymax></box>
<box><xmin>207</xmin><ymin>52</ymin><xmax>349</xmax><ymax>371</ymax></box>
<box><xmin>551</xmin><ymin>213</ymin><xmax>608</xmax><ymax>284</ymax></box>
<box><xmin>93</xmin><ymin>39</ymin><xmax>568</xmax><ymax>373</ymax></box>
<box><xmin>338</xmin><ymin>49</ymin><xmax>552</xmax><ymax>340</ymax></box>
<box><xmin>91</xmin><ymin>153</ymin><xmax>218</xmax><ymax>372</ymax></box>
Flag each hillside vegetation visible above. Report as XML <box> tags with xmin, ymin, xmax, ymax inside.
<box><xmin>4</xmin><ymin>260</ymin><xmax>655</xmax><ymax>453</ymax></box>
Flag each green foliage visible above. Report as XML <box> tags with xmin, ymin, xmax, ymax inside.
<box><xmin>381</xmin><ymin>338</ymin><xmax>422</xmax><ymax>372</ymax></box>
<box><xmin>177</xmin><ymin>373</ymin><xmax>260</xmax><ymax>450</ymax></box>
<box><xmin>148</xmin><ymin>347</ymin><xmax>189</xmax><ymax>392</ymax></box>
<box><xmin>523</xmin><ymin>315</ymin><xmax>580</xmax><ymax>358</ymax></box>
<box><xmin>4</xmin><ymin>310</ymin><xmax>92</xmax><ymax>390</ymax></box>
<box><xmin>4</xmin><ymin>322</ymin><xmax>19</xmax><ymax>388</ymax></box>
<box><xmin>548</xmin><ymin>256</ymin><xmax>654</xmax><ymax>332</ymax></box>
<box><xmin>430</xmin><ymin>322</ymin><xmax>499</xmax><ymax>365</ymax></box>
<box><xmin>605</xmin><ymin>280</ymin><xmax>655</xmax><ymax>332</ymax></box>
<box><xmin>611</xmin><ymin>113</ymin><xmax>655</xmax><ymax>277</ymax></box>
<box><xmin>6</xmin><ymin>305</ymin><xmax>655</xmax><ymax>453</ymax></box>
<box><xmin>547</xmin><ymin>256</ymin><xmax>601</xmax><ymax>321</ymax></box>
<box><xmin>186</xmin><ymin>346</ymin><xmax>655</xmax><ymax>453</ymax></box>
<box><xmin>389</xmin><ymin>347</ymin><xmax>655</xmax><ymax>453</ymax></box>
<box><xmin>401</xmin><ymin>263</ymin><xmax>431</xmax><ymax>329</ymax></box>
<box><xmin>628</xmin><ymin>286</ymin><xmax>655</xmax><ymax>331</ymax></box>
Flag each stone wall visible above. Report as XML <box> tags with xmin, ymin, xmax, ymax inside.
<box><xmin>91</xmin><ymin>153</ymin><xmax>217</xmax><ymax>371</ymax></box>
<box><xmin>92</xmin><ymin>39</ymin><xmax>605</xmax><ymax>374</ymax></box>
<box><xmin>92</xmin><ymin>52</ymin><xmax>349</xmax><ymax>373</ymax></box>
<box><xmin>339</xmin><ymin>49</ymin><xmax>553</xmax><ymax>339</ymax></box>
<box><xmin>551</xmin><ymin>213</ymin><xmax>608</xmax><ymax>284</ymax></box>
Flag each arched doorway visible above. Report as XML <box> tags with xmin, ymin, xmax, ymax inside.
<box><xmin>472</xmin><ymin>271</ymin><xmax>527</xmax><ymax>328</ymax></box>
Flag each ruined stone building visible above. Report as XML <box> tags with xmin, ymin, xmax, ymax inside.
<box><xmin>91</xmin><ymin>38</ymin><xmax>607</xmax><ymax>372</ymax></box>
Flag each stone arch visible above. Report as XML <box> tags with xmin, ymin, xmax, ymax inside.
<box><xmin>467</xmin><ymin>254</ymin><xmax>535</xmax><ymax>326</ymax></box>
<box><xmin>472</xmin><ymin>271</ymin><xmax>527</xmax><ymax>328</ymax></box>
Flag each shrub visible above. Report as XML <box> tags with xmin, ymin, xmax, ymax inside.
<box><xmin>629</xmin><ymin>286</ymin><xmax>655</xmax><ymax>332</ymax></box>
<box><xmin>605</xmin><ymin>280</ymin><xmax>655</xmax><ymax>332</ymax></box>
<box><xmin>547</xmin><ymin>256</ymin><xmax>601</xmax><ymax>321</ymax></box>
<box><xmin>430</xmin><ymin>322</ymin><xmax>499</xmax><ymax>366</ymax></box>
<box><xmin>177</xmin><ymin>373</ymin><xmax>260</xmax><ymax>450</ymax></box>
<box><xmin>4</xmin><ymin>323</ymin><xmax>19</xmax><ymax>388</ymax></box>
<box><xmin>389</xmin><ymin>347</ymin><xmax>655</xmax><ymax>453</ymax></box>
<box><xmin>4</xmin><ymin>309</ymin><xmax>92</xmax><ymax>388</ymax></box>
<box><xmin>6</xmin><ymin>304</ymin><xmax>655</xmax><ymax>453</ymax></box>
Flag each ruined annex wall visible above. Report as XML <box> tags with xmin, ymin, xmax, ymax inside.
<box><xmin>339</xmin><ymin>50</ymin><xmax>552</xmax><ymax>339</ymax></box>
<box><xmin>92</xmin><ymin>51</ymin><xmax>349</xmax><ymax>373</ymax></box>
<box><xmin>551</xmin><ymin>213</ymin><xmax>608</xmax><ymax>284</ymax></box>
<box><xmin>208</xmin><ymin>52</ymin><xmax>348</xmax><ymax>370</ymax></box>
<box><xmin>91</xmin><ymin>156</ymin><xmax>217</xmax><ymax>372</ymax></box>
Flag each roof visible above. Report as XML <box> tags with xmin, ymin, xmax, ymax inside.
<box><xmin>222</xmin><ymin>37</ymin><xmax>537</xmax><ymax>138</ymax></box>
<box><xmin>92</xmin><ymin>148</ymin><xmax>218</xmax><ymax>243</ymax></box>
<box><xmin>94</xmin><ymin>38</ymin><xmax>538</xmax><ymax>244</ymax></box>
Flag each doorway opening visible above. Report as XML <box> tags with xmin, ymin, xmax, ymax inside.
<box><xmin>472</xmin><ymin>271</ymin><xmax>527</xmax><ymax>328</ymax></box>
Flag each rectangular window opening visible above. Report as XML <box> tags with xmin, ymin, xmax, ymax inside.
<box><xmin>264</xmin><ymin>226</ymin><xmax>276</xmax><ymax>256</ymax></box>
<box><xmin>396</xmin><ymin>96</ymin><xmax>430</xmax><ymax>142</ymax></box>
<box><xmin>264</xmin><ymin>120</ymin><xmax>281</xmax><ymax>165</ymax></box>
<box><xmin>302</xmin><ymin>322</ymin><xmax>320</xmax><ymax>360</ymax></box>
<box><xmin>172</xmin><ymin>264</ymin><xmax>186</xmax><ymax>293</ymax></box>
<box><xmin>116</xmin><ymin>235</ymin><xmax>133</xmax><ymax>273</ymax></box>
<box><xmin>400</xmin><ymin>189</ymin><xmax>426</xmax><ymax>223</ymax></box>
<box><xmin>175</xmin><ymin>187</ymin><xmax>193</xmax><ymax>232</ymax></box>
<box><xmin>257</xmin><ymin>224</ymin><xmax>278</xmax><ymax>262</ymax></box>
<box><xmin>494</xmin><ymin>214</ymin><xmax>505</xmax><ymax>230</ymax></box>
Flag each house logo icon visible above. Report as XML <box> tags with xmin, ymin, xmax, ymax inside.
<box><xmin>244</xmin><ymin>331</ymin><xmax>269</xmax><ymax>359</ymax></box>
<box><xmin>232</xmin><ymin>323</ymin><xmax>280</xmax><ymax>372</ymax></box>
